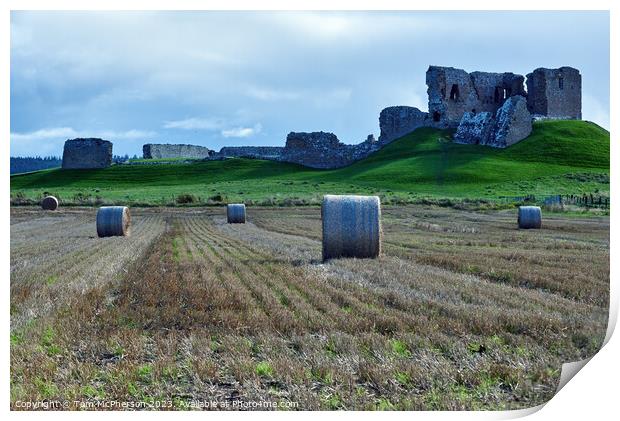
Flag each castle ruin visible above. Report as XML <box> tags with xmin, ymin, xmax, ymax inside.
<box><xmin>378</xmin><ymin>106</ymin><xmax>431</xmax><ymax>144</ymax></box>
<box><xmin>453</xmin><ymin>95</ymin><xmax>532</xmax><ymax>148</ymax></box>
<box><xmin>215</xmin><ymin>131</ymin><xmax>382</xmax><ymax>169</ymax></box>
<box><xmin>62</xmin><ymin>65</ymin><xmax>582</xmax><ymax>171</ymax></box>
<box><xmin>526</xmin><ymin>67</ymin><xmax>581</xmax><ymax>120</ymax></box>
<box><xmin>426</xmin><ymin>66</ymin><xmax>527</xmax><ymax>128</ymax></box>
<box><xmin>218</xmin><ymin>146</ymin><xmax>284</xmax><ymax>160</ymax></box>
<box><xmin>425</xmin><ymin>65</ymin><xmax>580</xmax><ymax>129</ymax></box>
<box><xmin>192</xmin><ymin>65</ymin><xmax>581</xmax><ymax>167</ymax></box>
<box><xmin>143</xmin><ymin>143</ymin><xmax>214</xmax><ymax>159</ymax></box>
<box><xmin>62</xmin><ymin>138</ymin><xmax>112</xmax><ymax>169</ymax></box>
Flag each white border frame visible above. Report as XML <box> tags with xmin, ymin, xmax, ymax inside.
<box><xmin>1</xmin><ymin>2</ymin><xmax>616</xmax><ymax>420</ymax></box>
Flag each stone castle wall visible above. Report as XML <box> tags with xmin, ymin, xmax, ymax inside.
<box><xmin>426</xmin><ymin>66</ymin><xmax>526</xmax><ymax>128</ymax></box>
<box><xmin>216</xmin><ymin>132</ymin><xmax>381</xmax><ymax>169</ymax></box>
<box><xmin>279</xmin><ymin>132</ymin><xmax>381</xmax><ymax>169</ymax></box>
<box><xmin>526</xmin><ymin>67</ymin><xmax>581</xmax><ymax>119</ymax></box>
<box><xmin>378</xmin><ymin>106</ymin><xmax>432</xmax><ymax>144</ymax></box>
<box><xmin>62</xmin><ymin>138</ymin><xmax>112</xmax><ymax>169</ymax></box>
<box><xmin>218</xmin><ymin>146</ymin><xmax>285</xmax><ymax>160</ymax></box>
<box><xmin>143</xmin><ymin>144</ymin><xmax>214</xmax><ymax>159</ymax></box>
<box><xmin>493</xmin><ymin>96</ymin><xmax>533</xmax><ymax>147</ymax></box>
<box><xmin>454</xmin><ymin>95</ymin><xmax>532</xmax><ymax>148</ymax></box>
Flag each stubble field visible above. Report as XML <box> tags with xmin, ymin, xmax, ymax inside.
<box><xmin>10</xmin><ymin>205</ymin><xmax>609</xmax><ymax>410</ymax></box>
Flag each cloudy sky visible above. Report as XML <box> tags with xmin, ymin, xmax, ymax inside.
<box><xmin>10</xmin><ymin>11</ymin><xmax>609</xmax><ymax>157</ymax></box>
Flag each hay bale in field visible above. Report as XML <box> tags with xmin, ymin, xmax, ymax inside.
<box><xmin>518</xmin><ymin>206</ymin><xmax>542</xmax><ymax>229</ymax></box>
<box><xmin>96</xmin><ymin>206</ymin><xmax>130</xmax><ymax>237</ymax></box>
<box><xmin>41</xmin><ymin>196</ymin><xmax>59</xmax><ymax>211</ymax></box>
<box><xmin>227</xmin><ymin>204</ymin><xmax>246</xmax><ymax>223</ymax></box>
<box><xmin>322</xmin><ymin>194</ymin><xmax>381</xmax><ymax>261</ymax></box>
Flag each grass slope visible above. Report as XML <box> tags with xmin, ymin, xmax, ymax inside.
<box><xmin>10</xmin><ymin>120</ymin><xmax>609</xmax><ymax>206</ymax></box>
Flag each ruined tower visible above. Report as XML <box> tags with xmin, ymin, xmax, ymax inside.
<box><xmin>62</xmin><ymin>138</ymin><xmax>113</xmax><ymax>169</ymax></box>
<box><xmin>426</xmin><ymin>66</ymin><xmax>526</xmax><ymax>128</ymax></box>
<box><xmin>526</xmin><ymin>67</ymin><xmax>582</xmax><ymax>119</ymax></box>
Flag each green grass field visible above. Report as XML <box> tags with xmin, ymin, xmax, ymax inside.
<box><xmin>10</xmin><ymin>120</ymin><xmax>609</xmax><ymax>206</ymax></box>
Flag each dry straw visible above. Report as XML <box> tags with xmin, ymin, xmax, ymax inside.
<box><xmin>518</xmin><ymin>206</ymin><xmax>542</xmax><ymax>229</ymax></box>
<box><xmin>41</xmin><ymin>196</ymin><xmax>59</xmax><ymax>211</ymax></box>
<box><xmin>227</xmin><ymin>204</ymin><xmax>246</xmax><ymax>223</ymax></box>
<box><xmin>96</xmin><ymin>206</ymin><xmax>131</xmax><ymax>237</ymax></box>
<box><xmin>322</xmin><ymin>194</ymin><xmax>382</xmax><ymax>261</ymax></box>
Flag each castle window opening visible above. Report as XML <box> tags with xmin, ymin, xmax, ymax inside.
<box><xmin>494</xmin><ymin>86</ymin><xmax>504</xmax><ymax>103</ymax></box>
<box><xmin>559</xmin><ymin>77</ymin><xmax>564</xmax><ymax>90</ymax></box>
<box><xmin>432</xmin><ymin>111</ymin><xmax>441</xmax><ymax>122</ymax></box>
<box><xmin>449</xmin><ymin>84</ymin><xmax>460</xmax><ymax>101</ymax></box>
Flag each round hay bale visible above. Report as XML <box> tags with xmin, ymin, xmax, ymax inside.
<box><xmin>518</xmin><ymin>206</ymin><xmax>542</xmax><ymax>229</ymax></box>
<box><xmin>322</xmin><ymin>194</ymin><xmax>381</xmax><ymax>261</ymax></box>
<box><xmin>96</xmin><ymin>206</ymin><xmax>130</xmax><ymax>237</ymax></box>
<box><xmin>227</xmin><ymin>204</ymin><xmax>246</xmax><ymax>223</ymax></box>
<box><xmin>41</xmin><ymin>195</ymin><xmax>59</xmax><ymax>211</ymax></box>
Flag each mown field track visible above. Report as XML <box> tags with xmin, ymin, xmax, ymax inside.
<box><xmin>10</xmin><ymin>206</ymin><xmax>609</xmax><ymax>410</ymax></box>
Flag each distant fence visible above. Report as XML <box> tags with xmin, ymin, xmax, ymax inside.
<box><xmin>506</xmin><ymin>194</ymin><xmax>609</xmax><ymax>208</ymax></box>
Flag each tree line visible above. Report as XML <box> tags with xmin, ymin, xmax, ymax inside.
<box><xmin>10</xmin><ymin>156</ymin><xmax>62</xmax><ymax>174</ymax></box>
<box><xmin>11</xmin><ymin>154</ymin><xmax>141</xmax><ymax>174</ymax></box>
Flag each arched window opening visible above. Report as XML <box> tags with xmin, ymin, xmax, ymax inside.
<box><xmin>449</xmin><ymin>84</ymin><xmax>460</xmax><ymax>101</ymax></box>
<box><xmin>559</xmin><ymin>77</ymin><xmax>564</xmax><ymax>90</ymax></box>
<box><xmin>432</xmin><ymin>111</ymin><xmax>441</xmax><ymax>122</ymax></box>
<box><xmin>494</xmin><ymin>87</ymin><xmax>507</xmax><ymax>103</ymax></box>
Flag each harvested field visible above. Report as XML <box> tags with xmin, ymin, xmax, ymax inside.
<box><xmin>10</xmin><ymin>206</ymin><xmax>609</xmax><ymax>410</ymax></box>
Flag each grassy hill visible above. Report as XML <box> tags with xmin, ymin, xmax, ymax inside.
<box><xmin>10</xmin><ymin>120</ymin><xmax>609</xmax><ymax>207</ymax></box>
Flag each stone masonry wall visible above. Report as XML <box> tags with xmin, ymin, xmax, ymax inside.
<box><xmin>453</xmin><ymin>112</ymin><xmax>495</xmax><ymax>146</ymax></box>
<box><xmin>426</xmin><ymin>66</ymin><xmax>526</xmax><ymax>128</ymax></box>
<box><xmin>214</xmin><ymin>132</ymin><xmax>381</xmax><ymax>169</ymax></box>
<box><xmin>143</xmin><ymin>144</ymin><xmax>214</xmax><ymax>159</ymax></box>
<box><xmin>526</xmin><ymin>67</ymin><xmax>581</xmax><ymax>119</ymax></box>
<box><xmin>218</xmin><ymin>146</ymin><xmax>285</xmax><ymax>160</ymax></box>
<box><xmin>493</xmin><ymin>95</ymin><xmax>533</xmax><ymax>147</ymax></box>
<box><xmin>378</xmin><ymin>106</ymin><xmax>431</xmax><ymax>144</ymax></box>
<box><xmin>279</xmin><ymin>131</ymin><xmax>380</xmax><ymax>169</ymax></box>
<box><xmin>454</xmin><ymin>95</ymin><xmax>532</xmax><ymax>148</ymax></box>
<box><xmin>62</xmin><ymin>138</ymin><xmax>113</xmax><ymax>169</ymax></box>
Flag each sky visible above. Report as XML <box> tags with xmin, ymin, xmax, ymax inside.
<box><xmin>10</xmin><ymin>11</ymin><xmax>610</xmax><ymax>157</ymax></box>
